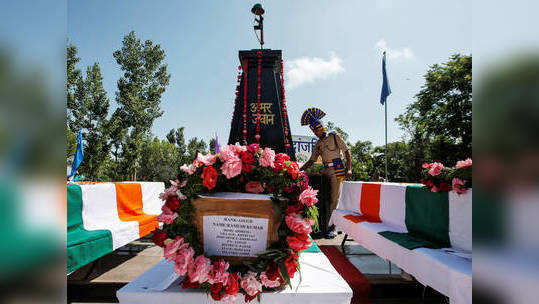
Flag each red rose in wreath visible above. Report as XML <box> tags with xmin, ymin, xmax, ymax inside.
<box><xmin>201</xmin><ymin>166</ymin><xmax>218</xmax><ymax>190</ymax></box>
<box><xmin>287</xmin><ymin>233</ymin><xmax>312</xmax><ymax>252</ymax></box>
<box><xmin>151</xmin><ymin>228</ymin><xmax>168</xmax><ymax>247</ymax></box>
<box><xmin>241</xmin><ymin>152</ymin><xmax>255</xmax><ymax>173</ymax></box>
<box><xmin>287</xmin><ymin>162</ymin><xmax>300</xmax><ymax>179</ymax></box>
<box><xmin>165</xmin><ymin>196</ymin><xmax>181</xmax><ymax>212</ymax></box>
<box><xmin>225</xmin><ymin>272</ymin><xmax>239</xmax><ymax>295</ymax></box>
<box><xmin>284</xmin><ymin>252</ymin><xmax>299</xmax><ymax>278</ymax></box>
<box><xmin>210</xmin><ymin>282</ymin><xmax>224</xmax><ymax>301</ymax></box>
<box><xmin>273</xmin><ymin>153</ymin><xmax>290</xmax><ymax>172</ymax></box>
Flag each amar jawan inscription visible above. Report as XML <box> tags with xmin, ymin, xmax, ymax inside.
<box><xmin>250</xmin><ymin>102</ymin><xmax>275</xmax><ymax>125</ymax></box>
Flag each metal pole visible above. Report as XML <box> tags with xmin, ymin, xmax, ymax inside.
<box><xmin>385</xmin><ymin>99</ymin><xmax>388</xmax><ymax>181</ymax></box>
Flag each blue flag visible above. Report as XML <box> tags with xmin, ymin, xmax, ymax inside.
<box><xmin>380</xmin><ymin>51</ymin><xmax>391</xmax><ymax>105</ymax></box>
<box><xmin>68</xmin><ymin>130</ymin><xmax>84</xmax><ymax>178</ymax></box>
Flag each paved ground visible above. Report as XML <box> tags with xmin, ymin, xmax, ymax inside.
<box><xmin>68</xmin><ymin>235</ymin><xmax>447</xmax><ymax>303</ymax></box>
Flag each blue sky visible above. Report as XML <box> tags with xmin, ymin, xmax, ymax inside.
<box><xmin>67</xmin><ymin>0</ymin><xmax>471</xmax><ymax>146</ymax></box>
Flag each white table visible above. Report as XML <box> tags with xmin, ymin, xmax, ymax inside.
<box><xmin>117</xmin><ymin>251</ymin><xmax>353</xmax><ymax>304</ymax></box>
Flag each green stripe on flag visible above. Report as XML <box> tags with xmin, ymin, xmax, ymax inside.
<box><xmin>379</xmin><ymin>231</ymin><xmax>444</xmax><ymax>250</ymax></box>
<box><xmin>302</xmin><ymin>236</ymin><xmax>321</xmax><ymax>253</ymax></box>
<box><xmin>67</xmin><ymin>184</ymin><xmax>113</xmax><ymax>273</ymax></box>
<box><xmin>379</xmin><ymin>184</ymin><xmax>450</xmax><ymax>250</ymax></box>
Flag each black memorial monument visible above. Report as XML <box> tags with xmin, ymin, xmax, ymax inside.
<box><xmin>227</xmin><ymin>5</ymin><xmax>295</xmax><ymax>160</ymax></box>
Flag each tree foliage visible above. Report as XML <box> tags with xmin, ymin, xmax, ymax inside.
<box><xmin>78</xmin><ymin>63</ymin><xmax>111</xmax><ymax>180</ymax></box>
<box><xmin>396</xmin><ymin>54</ymin><xmax>472</xmax><ymax>166</ymax></box>
<box><xmin>187</xmin><ymin>137</ymin><xmax>207</xmax><ymax>160</ymax></box>
<box><xmin>113</xmin><ymin>31</ymin><xmax>171</xmax><ymax>179</ymax></box>
<box><xmin>139</xmin><ymin>137</ymin><xmax>182</xmax><ymax>181</ymax></box>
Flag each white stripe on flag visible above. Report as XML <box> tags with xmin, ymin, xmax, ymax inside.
<box><xmin>80</xmin><ymin>183</ymin><xmax>140</xmax><ymax>250</ymax></box>
<box><xmin>448</xmin><ymin>190</ymin><xmax>472</xmax><ymax>252</ymax></box>
<box><xmin>336</xmin><ymin>181</ymin><xmax>363</xmax><ymax>214</ymax></box>
<box><xmin>139</xmin><ymin>182</ymin><xmax>165</xmax><ymax>216</ymax></box>
<box><xmin>379</xmin><ymin>183</ymin><xmax>408</xmax><ymax>232</ymax></box>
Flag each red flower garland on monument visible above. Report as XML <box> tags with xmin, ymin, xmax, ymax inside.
<box><xmin>232</xmin><ymin>66</ymin><xmax>241</xmax><ymax>129</ymax></box>
<box><xmin>255</xmin><ymin>51</ymin><xmax>262</xmax><ymax>142</ymax></box>
<box><xmin>242</xmin><ymin>60</ymin><xmax>249</xmax><ymax>145</ymax></box>
<box><xmin>280</xmin><ymin>60</ymin><xmax>290</xmax><ymax>149</ymax></box>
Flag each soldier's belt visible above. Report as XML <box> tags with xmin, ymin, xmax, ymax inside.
<box><xmin>325</xmin><ymin>158</ymin><xmax>346</xmax><ymax>177</ymax></box>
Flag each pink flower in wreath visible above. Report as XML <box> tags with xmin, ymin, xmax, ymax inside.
<box><xmin>159</xmin><ymin>183</ymin><xmax>179</xmax><ymax>201</ymax></box>
<box><xmin>428</xmin><ymin>162</ymin><xmax>444</xmax><ymax>176</ymax></box>
<box><xmin>232</xmin><ymin>142</ymin><xmax>247</xmax><ymax>154</ymax></box>
<box><xmin>431</xmin><ymin>185</ymin><xmax>439</xmax><ymax>193</ymax></box>
<box><xmin>452</xmin><ymin>178</ymin><xmax>468</xmax><ymax>194</ymax></box>
<box><xmin>207</xmin><ymin>260</ymin><xmax>230</xmax><ymax>285</ymax></box>
<box><xmin>456</xmin><ymin>158</ymin><xmax>472</xmax><ymax>169</ymax></box>
<box><xmin>188</xmin><ymin>255</ymin><xmax>212</xmax><ymax>283</ymax></box>
<box><xmin>260</xmin><ymin>272</ymin><xmax>281</xmax><ymax>288</ymax></box>
<box><xmin>285</xmin><ymin>213</ymin><xmax>314</xmax><ymax>234</ymax></box>
<box><xmin>221</xmin><ymin>156</ymin><xmax>242</xmax><ymax>179</ymax></box>
<box><xmin>422</xmin><ymin>163</ymin><xmax>433</xmax><ymax>169</ymax></box>
<box><xmin>218</xmin><ymin>145</ymin><xmax>237</xmax><ymax>162</ymax></box>
<box><xmin>161</xmin><ymin>205</ymin><xmax>173</xmax><ymax>215</ymax></box>
<box><xmin>247</xmin><ymin>143</ymin><xmax>260</xmax><ymax>154</ymax></box>
<box><xmin>240</xmin><ymin>271</ymin><xmax>263</xmax><ymax>297</ymax></box>
<box><xmin>156</xmin><ymin>209</ymin><xmax>178</xmax><ymax>225</ymax></box>
<box><xmin>195</xmin><ymin>152</ymin><xmax>217</xmax><ymax>166</ymax></box>
<box><xmin>245</xmin><ymin>181</ymin><xmax>264</xmax><ymax>194</ymax></box>
<box><xmin>180</xmin><ymin>163</ymin><xmax>197</xmax><ymax>175</ymax></box>
<box><xmin>300</xmin><ymin>172</ymin><xmax>309</xmax><ymax>191</ymax></box>
<box><xmin>164</xmin><ymin>236</ymin><xmax>188</xmax><ymax>261</ymax></box>
<box><xmin>299</xmin><ymin>186</ymin><xmax>319</xmax><ymax>206</ymax></box>
<box><xmin>174</xmin><ymin>247</ymin><xmax>194</xmax><ymax>276</ymax></box>
<box><xmin>259</xmin><ymin>147</ymin><xmax>276</xmax><ymax>168</ymax></box>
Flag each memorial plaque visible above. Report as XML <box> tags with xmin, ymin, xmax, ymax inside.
<box><xmin>203</xmin><ymin>215</ymin><xmax>269</xmax><ymax>257</ymax></box>
<box><xmin>191</xmin><ymin>193</ymin><xmax>282</xmax><ymax>264</ymax></box>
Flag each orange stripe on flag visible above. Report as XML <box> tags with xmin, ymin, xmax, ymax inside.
<box><xmin>343</xmin><ymin>214</ymin><xmax>367</xmax><ymax>223</ymax></box>
<box><xmin>115</xmin><ymin>183</ymin><xmax>158</xmax><ymax>237</ymax></box>
<box><xmin>359</xmin><ymin>183</ymin><xmax>382</xmax><ymax>222</ymax></box>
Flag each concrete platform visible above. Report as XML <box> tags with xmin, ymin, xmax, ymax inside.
<box><xmin>68</xmin><ymin>234</ymin><xmax>446</xmax><ymax>303</ymax></box>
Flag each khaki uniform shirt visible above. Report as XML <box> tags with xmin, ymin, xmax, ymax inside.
<box><xmin>309</xmin><ymin>132</ymin><xmax>349</xmax><ymax>164</ymax></box>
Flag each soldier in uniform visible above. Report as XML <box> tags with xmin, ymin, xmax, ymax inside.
<box><xmin>299</xmin><ymin>108</ymin><xmax>352</xmax><ymax>238</ymax></box>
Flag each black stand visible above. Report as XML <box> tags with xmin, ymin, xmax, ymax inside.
<box><xmin>306</xmin><ymin>173</ymin><xmax>331</xmax><ymax>238</ymax></box>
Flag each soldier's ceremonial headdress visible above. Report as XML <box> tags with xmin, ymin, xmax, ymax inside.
<box><xmin>301</xmin><ymin>108</ymin><xmax>326</xmax><ymax>131</ymax></box>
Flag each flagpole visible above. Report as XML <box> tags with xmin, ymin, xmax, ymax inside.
<box><xmin>385</xmin><ymin>99</ymin><xmax>388</xmax><ymax>181</ymax></box>
<box><xmin>380</xmin><ymin>51</ymin><xmax>390</xmax><ymax>182</ymax></box>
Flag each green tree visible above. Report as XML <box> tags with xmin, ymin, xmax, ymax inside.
<box><xmin>66</xmin><ymin>43</ymin><xmax>83</xmax><ymax>131</ymax></box>
<box><xmin>139</xmin><ymin>137</ymin><xmax>182</xmax><ymax>181</ymax></box>
<box><xmin>166</xmin><ymin>127</ymin><xmax>187</xmax><ymax>157</ymax></box>
<box><xmin>187</xmin><ymin>137</ymin><xmax>207</xmax><ymax>160</ymax></box>
<box><xmin>396</xmin><ymin>54</ymin><xmax>472</xmax><ymax>169</ymax></box>
<box><xmin>113</xmin><ymin>31</ymin><xmax>171</xmax><ymax>179</ymax></box>
<box><xmin>349</xmin><ymin>140</ymin><xmax>374</xmax><ymax>180</ymax></box>
<box><xmin>78</xmin><ymin>63</ymin><xmax>111</xmax><ymax>180</ymax></box>
<box><xmin>372</xmin><ymin>141</ymin><xmax>409</xmax><ymax>182</ymax></box>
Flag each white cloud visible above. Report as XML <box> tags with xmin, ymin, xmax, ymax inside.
<box><xmin>375</xmin><ymin>39</ymin><xmax>414</xmax><ymax>60</ymax></box>
<box><xmin>285</xmin><ymin>52</ymin><xmax>345</xmax><ymax>89</ymax></box>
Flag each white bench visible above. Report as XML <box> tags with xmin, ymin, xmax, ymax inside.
<box><xmin>330</xmin><ymin>182</ymin><xmax>472</xmax><ymax>304</ymax></box>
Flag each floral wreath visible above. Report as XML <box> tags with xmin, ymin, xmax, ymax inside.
<box><xmin>151</xmin><ymin>143</ymin><xmax>319</xmax><ymax>302</ymax></box>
